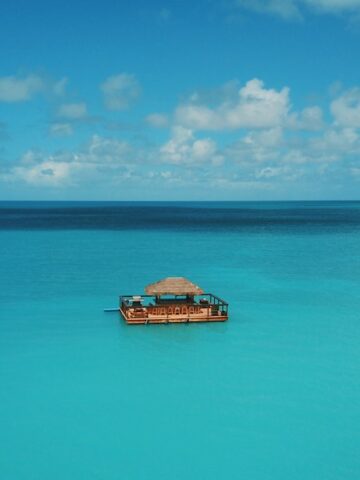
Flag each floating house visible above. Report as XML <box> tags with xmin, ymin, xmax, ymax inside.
<box><xmin>119</xmin><ymin>277</ymin><xmax>229</xmax><ymax>324</ymax></box>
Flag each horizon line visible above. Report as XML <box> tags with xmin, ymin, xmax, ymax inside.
<box><xmin>0</xmin><ymin>199</ymin><xmax>359</xmax><ymax>203</ymax></box>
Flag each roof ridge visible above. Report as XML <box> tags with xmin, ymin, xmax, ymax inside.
<box><xmin>145</xmin><ymin>277</ymin><xmax>204</xmax><ymax>296</ymax></box>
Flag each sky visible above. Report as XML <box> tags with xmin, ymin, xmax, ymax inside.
<box><xmin>0</xmin><ymin>0</ymin><xmax>360</xmax><ymax>200</ymax></box>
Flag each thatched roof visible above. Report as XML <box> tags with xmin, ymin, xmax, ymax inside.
<box><xmin>145</xmin><ymin>277</ymin><xmax>204</xmax><ymax>296</ymax></box>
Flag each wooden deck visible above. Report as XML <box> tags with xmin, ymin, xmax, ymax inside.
<box><xmin>119</xmin><ymin>293</ymin><xmax>228</xmax><ymax>325</ymax></box>
<box><xmin>120</xmin><ymin>307</ymin><xmax>228</xmax><ymax>324</ymax></box>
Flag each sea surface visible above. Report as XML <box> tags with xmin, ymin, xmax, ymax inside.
<box><xmin>1</xmin><ymin>201</ymin><xmax>360</xmax><ymax>480</ymax></box>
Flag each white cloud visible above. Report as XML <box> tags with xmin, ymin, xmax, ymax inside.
<box><xmin>12</xmin><ymin>160</ymin><xmax>72</xmax><ymax>186</ymax></box>
<box><xmin>0</xmin><ymin>73</ymin><xmax>67</xmax><ymax>102</ymax></box>
<box><xmin>57</xmin><ymin>102</ymin><xmax>88</xmax><ymax>119</ymax></box>
<box><xmin>2</xmin><ymin>76</ymin><xmax>360</xmax><ymax>194</ymax></box>
<box><xmin>101</xmin><ymin>73</ymin><xmax>141</xmax><ymax>110</ymax></box>
<box><xmin>2</xmin><ymin>135</ymin><xmax>132</xmax><ymax>187</ymax></box>
<box><xmin>175</xmin><ymin>79</ymin><xmax>290</xmax><ymax>130</ymax></box>
<box><xmin>146</xmin><ymin>113</ymin><xmax>169</xmax><ymax>128</ymax></box>
<box><xmin>160</xmin><ymin>126</ymin><xmax>223</xmax><ymax>165</ymax></box>
<box><xmin>304</xmin><ymin>0</ymin><xmax>360</xmax><ymax>12</ymax></box>
<box><xmin>331</xmin><ymin>88</ymin><xmax>360</xmax><ymax>128</ymax></box>
<box><xmin>172</xmin><ymin>78</ymin><xmax>324</xmax><ymax>142</ymax></box>
<box><xmin>50</xmin><ymin>123</ymin><xmax>73</xmax><ymax>136</ymax></box>
<box><xmin>254</xmin><ymin>164</ymin><xmax>306</xmax><ymax>182</ymax></box>
<box><xmin>222</xmin><ymin>120</ymin><xmax>360</xmax><ymax>186</ymax></box>
<box><xmin>236</xmin><ymin>0</ymin><xmax>302</xmax><ymax>20</ymax></box>
<box><xmin>281</xmin><ymin>149</ymin><xmax>312</xmax><ymax>164</ymax></box>
<box><xmin>287</xmin><ymin>106</ymin><xmax>324</xmax><ymax>130</ymax></box>
<box><xmin>225</xmin><ymin>127</ymin><xmax>283</xmax><ymax>164</ymax></box>
<box><xmin>0</xmin><ymin>74</ymin><xmax>44</xmax><ymax>102</ymax></box>
<box><xmin>235</xmin><ymin>0</ymin><xmax>360</xmax><ymax>19</ymax></box>
<box><xmin>146</xmin><ymin>170</ymin><xmax>186</xmax><ymax>186</ymax></box>
<box><xmin>208</xmin><ymin>176</ymin><xmax>274</xmax><ymax>191</ymax></box>
<box><xmin>85</xmin><ymin>135</ymin><xmax>131</xmax><ymax>163</ymax></box>
<box><xmin>310</xmin><ymin>127</ymin><xmax>360</xmax><ymax>156</ymax></box>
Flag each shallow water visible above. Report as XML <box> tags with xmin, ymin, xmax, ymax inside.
<box><xmin>1</xmin><ymin>202</ymin><xmax>360</xmax><ymax>479</ymax></box>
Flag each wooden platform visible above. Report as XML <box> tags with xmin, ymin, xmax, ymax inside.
<box><xmin>120</xmin><ymin>307</ymin><xmax>228</xmax><ymax>325</ymax></box>
<box><xmin>119</xmin><ymin>291</ymin><xmax>229</xmax><ymax>325</ymax></box>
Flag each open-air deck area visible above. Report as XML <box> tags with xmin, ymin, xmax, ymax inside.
<box><xmin>119</xmin><ymin>277</ymin><xmax>229</xmax><ymax>325</ymax></box>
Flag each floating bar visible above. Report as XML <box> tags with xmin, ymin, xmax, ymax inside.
<box><xmin>118</xmin><ymin>277</ymin><xmax>229</xmax><ymax>325</ymax></box>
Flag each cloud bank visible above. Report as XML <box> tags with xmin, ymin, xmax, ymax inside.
<box><xmin>1</xmin><ymin>75</ymin><xmax>360</xmax><ymax>198</ymax></box>
<box><xmin>175</xmin><ymin>79</ymin><xmax>290</xmax><ymax>130</ymax></box>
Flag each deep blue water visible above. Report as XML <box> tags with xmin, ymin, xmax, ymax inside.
<box><xmin>1</xmin><ymin>202</ymin><xmax>360</xmax><ymax>479</ymax></box>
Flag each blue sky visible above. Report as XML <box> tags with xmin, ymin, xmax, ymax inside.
<box><xmin>0</xmin><ymin>0</ymin><xmax>360</xmax><ymax>200</ymax></box>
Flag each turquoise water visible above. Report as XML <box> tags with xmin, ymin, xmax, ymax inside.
<box><xmin>1</xmin><ymin>202</ymin><xmax>360</xmax><ymax>479</ymax></box>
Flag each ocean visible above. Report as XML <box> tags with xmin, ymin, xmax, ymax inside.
<box><xmin>1</xmin><ymin>201</ymin><xmax>360</xmax><ymax>479</ymax></box>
